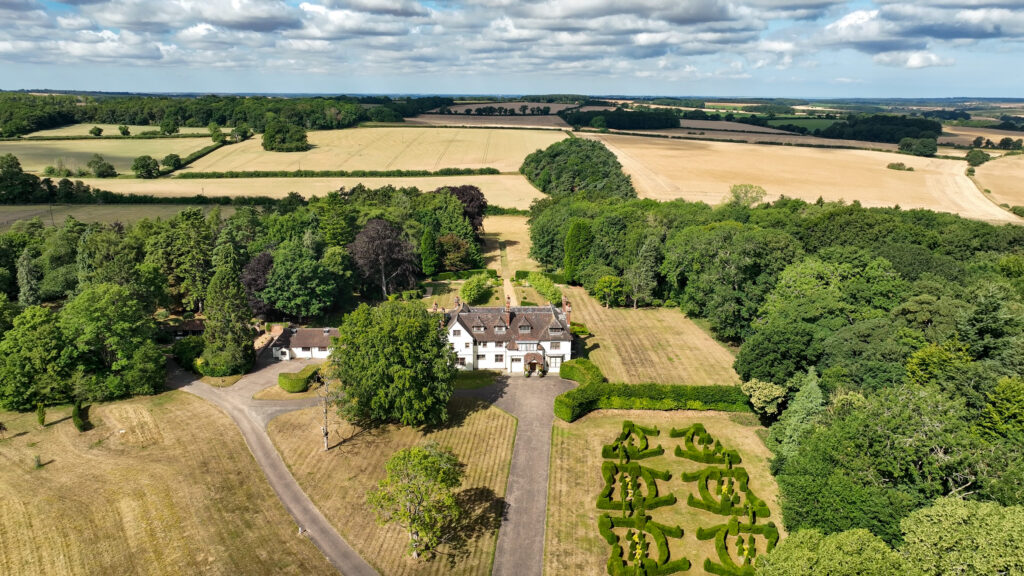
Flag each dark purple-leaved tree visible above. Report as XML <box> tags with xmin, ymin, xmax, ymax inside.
<box><xmin>440</xmin><ymin>185</ymin><xmax>487</xmax><ymax>233</ymax></box>
<box><xmin>349</xmin><ymin>219</ymin><xmax>418</xmax><ymax>300</ymax></box>
<box><xmin>241</xmin><ymin>251</ymin><xmax>273</xmax><ymax>318</ymax></box>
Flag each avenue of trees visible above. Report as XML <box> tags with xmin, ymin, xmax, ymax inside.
<box><xmin>525</xmin><ymin>138</ymin><xmax>1024</xmax><ymax>561</ymax></box>
<box><xmin>0</xmin><ymin>93</ymin><xmax>453</xmax><ymax>137</ymax></box>
<box><xmin>0</xmin><ymin>181</ymin><xmax>487</xmax><ymax>409</ymax></box>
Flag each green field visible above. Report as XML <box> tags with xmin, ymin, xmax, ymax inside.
<box><xmin>767</xmin><ymin>117</ymin><xmax>837</xmax><ymax>130</ymax></box>
<box><xmin>0</xmin><ymin>138</ymin><xmax>211</xmax><ymax>174</ymax></box>
<box><xmin>24</xmin><ymin>123</ymin><xmax>212</xmax><ymax>138</ymax></box>
<box><xmin>0</xmin><ymin>204</ymin><xmax>234</xmax><ymax>230</ymax></box>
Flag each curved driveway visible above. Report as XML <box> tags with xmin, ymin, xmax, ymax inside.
<box><xmin>166</xmin><ymin>359</ymin><xmax>378</xmax><ymax>576</ymax></box>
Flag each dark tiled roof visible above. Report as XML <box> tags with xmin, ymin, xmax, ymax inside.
<box><xmin>276</xmin><ymin>327</ymin><xmax>339</xmax><ymax>349</ymax></box>
<box><xmin>448</xmin><ymin>304</ymin><xmax>571</xmax><ymax>343</ymax></box>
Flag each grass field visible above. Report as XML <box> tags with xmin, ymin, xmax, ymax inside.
<box><xmin>406</xmin><ymin>115</ymin><xmax>569</xmax><ymax>129</ymax></box>
<box><xmin>82</xmin><ymin>174</ymin><xmax>545</xmax><ymax>210</ymax></box>
<box><xmin>941</xmin><ymin>125</ymin><xmax>1024</xmax><ymax>146</ymax></box>
<box><xmin>588</xmin><ymin>133</ymin><xmax>1020</xmax><ymax>224</ymax></box>
<box><xmin>678</xmin><ymin>120</ymin><xmax>790</xmax><ymax>134</ymax></box>
<box><xmin>184</xmin><ymin>127</ymin><xmax>565</xmax><ymax>174</ymax></box>
<box><xmin>566</xmin><ymin>287</ymin><xmax>740</xmax><ymax>386</ymax></box>
<box><xmin>0</xmin><ymin>204</ymin><xmax>234</xmax><ymax>230</ymax></box>
<box><xmin>974</xmin><ymin>154</ymin><xmax>1024</xmax><ymax>208</ymax></box>
<box><xmin>617</xmin><ymin>128</ymin><xmax>901</xmax><ymax>151</ymax></box>
<box><xmin>0</xmin><ymin>138</ymin><xmax>211</xmax><ymax>174</ymax></box>
<box><xmin>24</xmin><ymin>124</ymin><xmax>211</xmax><ymax>138</ymax></box>
<box><xmin>481</xmin><ymin>215</ymin><xmax>541</xmax><ymax>274</ymax></box>
<box><xmin>0</xmin><ymin>392</ymin><xmax>334</xmax><ymax>576</ymax></box>
<box><xmin>268</xmin><ymin>398</ymin><xmax>517</xmax><ymax>576</ymax></box>
<box><xmin>545</xmin><ymin>410</ymin><xmax>781</xmax><ymax>576</ymax></box>
<box><xmin>422</xmin><ymin>278</ymin><xmax>506</xmax><ymax>310</ymax></box>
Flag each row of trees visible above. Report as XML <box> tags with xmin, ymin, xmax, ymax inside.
<box><xmin>0</xmin><ymin>93</ymin><xmax>454</xmax><ymax>137</ymax></box>
<box><xmin>522</xmin><ymin>137</ymin><xmax>1024</xmax><ymax>559</ymax></box>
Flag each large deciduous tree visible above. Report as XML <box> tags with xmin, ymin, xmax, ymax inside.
<box><xmin>349</xmin><ymin>219</ymin><xmax>418</xmax><ymax>300</ymax></box>
<box><xmin>562</xmin><ymin>219</ymin><xmax>593</xmax><ymax>284</ymax></box>
<box><xmin>0</xmin><ymin>306</ymin><xmax>71</xmax><ymax>410</ymax></box>
<box><xmin>755</xmin><ymin>529</ymin><xmax>913</xmax><ymax>576</ymax></box>
<box><xmin>260</xmin><ymin>240</ymin><xmax>337</xmax><ymax>321</ymax></box>
<box><xmin>330</xmin><ymin>301</ymin><xmax>456</xmax><ymax>426</ymax></box>
<box><xmin>241</xmin><ymin>251</ymin><xmax>273</xmax><ymax>318</ymax></box>
<box><xmin>366</xmin><ymin>442</ymin><xmax>464</xmax><ymax>559</ymax></box>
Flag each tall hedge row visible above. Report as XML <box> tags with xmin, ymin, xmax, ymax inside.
<box><xmin>554</xmin><ymin>359</ymin><xmax>750</xmax><ymax>422</ymax></box>
<box><xmin>278</xmin><ymin>363</ymin><xmax>321</xmax><ymax>393</ymax></box>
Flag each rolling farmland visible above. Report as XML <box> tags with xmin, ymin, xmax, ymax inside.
<box><xmin>545</xmin><ymin>410</ymin><xmax>781</xmax><ymax>576</ymax></box>
<box><xmin>185</xmin><ymin>127</ymin><xmax>565</xmax><ymax>173</ymax></box>
<box><xmin>566</xmin><ymin>287</ymin><xmax>741</xmax><ymax>386</ymax></box>
<box><xmin>974</xmin><ymin>154</ymin><xmax>1024</xmax><ymax>208</ymax></box>
<box><xmin>24</xmin><ymin>123</ymin><xmax>211</xmax><ymax>137</ymax></box>
<box><xmin>0</xmin><ymin>393</ymin><xmax>334</xmax><ymax>576</ymax></box>
<box><xmin>588</xmin><ymin>132</ymin><xmax>1021</xmax><ymax>223</ymax></box>
<box><xmin>268</xmin><ymin>398</ymin><xmax>517</xmax><ymax>576</ymax></box>
<box><xmin>0</xmin><ymin>204</ymin><xmax>233</xmax><ymax>230</ymax></box>
<box><xmin>80</xmin><ymin>173</ymin><xmax>545</xmax><ymax>210</ymax></box>
<box><xmin>0</xmin><ymin>138</ymin><xmax>211</xmax><ymax>174</ymax></box>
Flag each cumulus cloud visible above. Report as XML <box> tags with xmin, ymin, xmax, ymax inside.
<box><xmin>872</xmin><ymin>50</ymin><xmax>954</xmax><ymax>68</ymax></box>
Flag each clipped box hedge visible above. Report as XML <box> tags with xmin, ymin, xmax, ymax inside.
<box><xmin>278</xmin><ymin>364</ymin><xmax>321</xmax><ymax>393</ymax></box>
<box><xmin>434</xmin><ymin>268</ymin><xmax>499</xmax><ymax>281</ymax></box>
<box><xmin>553</xmin><ymin>358</ymin><xmax>751</xmax><ymax>422</ymax></box>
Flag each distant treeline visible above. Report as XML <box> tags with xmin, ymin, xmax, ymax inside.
<box><xmin>178</xmin><ymin>168</ymin><xmax>502</xmax><ymax>179</ymax></box>
<box><xmin>560</xmin><ymin>109</ymin><xmax>680</xmax><ymax>130</ymax></box>
<box><xmin>0</xmin><ymin>93</ymin><xmax>454</xmax><ymax>137</ymax></box>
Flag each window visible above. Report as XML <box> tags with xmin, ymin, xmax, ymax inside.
<box><xmin>550</xmin><ymin>327</ymin><xmax>562</xmax><ymax>334</ymax></box>
<box><xmin>511</xmin><ymin>357</ymin><xmax>522</xmax><ymax>363</ymax></box>
<box><xmin>520</xmin><ymin>325</ymin><xmax>531</xmax><ymax>333</ymax></box>
<box><xmin>521</xmin><ymin>343</ymin><xmax>537</xmax><ymax>351</ymax></box>
<box><xmin>495</xmin><ymin>326</ymin><xmax>506</xmax><ymax>334</ymax></box>
<box><xmin>464</xmin><ymin>342</ymin><xmax>471</xmax><ymax>349</ymax></box>
<box><xmin>550</xmin><ymin>357</ymin><xmax>562</xmax><ymax>369</ymax></box>
<box><xmin>473</xmin><ymin>326</ymin><xmax>485</xmax><ymax>333</ymax></box>
<box><xmin>302</xmin><ymin>347</ymin><xmax>311</xmax><ymax>352</ymax></box>
<box><xmin>457</xmin><ymin>357</ymin><xmax>466</xmax><ymax>366</ymax></box>
<box><xmin>550</xmin><ymin>342</ymin><xmax>561</xmax><ymax>350</ymax></box>
<box><xmin>453</xmin><ymin>329</ymin><xmax>461</xmax><ymax>337</ymax></box>
<box><xmin>477</xmin><ymin>354</ymin><xmax>486</xmax><ymax>361</ymax></box>
<box><xmin>495</xmin><ymin>354</ymin><xmax>504</xmax><ymax>362</ymax></box>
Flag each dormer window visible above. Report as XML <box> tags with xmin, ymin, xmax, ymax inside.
<box><xmin>473</xmin><ymin>325</ymin><xmax>485</xmax><ymax>333</ymax></box>
<box><xmin>550</xmin><ymin>327</ymin><xmax>563</xmax><ymax>334</ymax></box>
<box><xmin>495</xmin><ymin>326</ymin><xmax>507</xmax><ymax>334</ymax></box>
<box><xmin>520</xmin><ymin>325</ymin><xmax>531</xmax><ymax>333</ymax></box>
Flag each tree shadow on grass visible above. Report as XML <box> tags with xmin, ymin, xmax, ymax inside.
<box><xmin>435</xmin><ymin>486</ymin><xmax>507</xmax><ymax>568</ymax></box>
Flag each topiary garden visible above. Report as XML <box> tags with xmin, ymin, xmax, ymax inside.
<box><xmin>595</xmin><ymin>421</ymin><xmax>780</xmax><ymax>576</ymax></box>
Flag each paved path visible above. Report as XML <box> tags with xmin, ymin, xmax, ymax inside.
<box><xmin>167</xmin><ymin>358</ymin><xmax>377</xmax><ymax>576</ymax></box>
<box><xmin>503</xmin><ymin>277</ymin><xmax>519</xmax><ymax>307</ymax></box>
<box><xmin>457</xmin><ymin>375</ymin><xmax>575</xmax><ymax>576</ymax></box>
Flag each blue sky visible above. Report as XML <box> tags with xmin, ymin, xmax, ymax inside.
<box><xmin>1</xmin><ymin>0</ymin><xmax>1022</xmax><ymax>97</ymax></box>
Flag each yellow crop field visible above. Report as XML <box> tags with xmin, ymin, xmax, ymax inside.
<box><xmin>0</xmin><ymin>392</ymin><xmax>334</xmax><ymax>576</ymax></box>
<box><xmin>184</xmin><ymin>127</ymin><xmax>565</xmax><ymax>173</ymax></box>
<box><xmin>406</xmin><ymin>115</ymin><xmax>569</xmax><ymax>129</ymax></box>
<box><xmin>545</xmin><ymin>410</ymin><xmax>782</xmax><ymax>576</ymax></box>
<box><xmin>25</xmin><ymin>124</ymin><xmax>210</xmax><ymax>137</ymax></box>
<box><xmin>81</xmin><ymin>174</ymin><xmax>545</xmax><ymax>210</ymax></box>
<box><xmin>566</xmin><ymin>287</ymin><xmax>740</xmax><ymax>386</ymax></box>
<box><xmin>0</xmin><ymin>138</ymin><xmax>210</xmax><ymax>174</ymax></box>
<box><xmin>268</xmin><ymin>398</ymin><xmax>517</xmax><ymax>576</ymax></box>
<box><xmin>587</xmin><ymin>133</ymin><xmax>1021</xmax><ymax>224</ymax></box>
<box><xmin>940</xmin><ymin>125</ymin><xmax>1024</xmax><ymax>147</ymax></box>
<box><xmin>974</xmin><ymin>154</ymin><xmax>1024</xmax><ymax>208</ymax></box>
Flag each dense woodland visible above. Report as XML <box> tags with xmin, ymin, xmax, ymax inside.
<box><xmin>524</xmin><ymin>137</ymin><xmax>1024</xmax><ymax>560</ymax></box>
<box><xmin>0</xmin><ymin>93</ymin><xmax>452</xmax><ymax>137</ymax></box>
<box><xmin>0</xmin><ymin>183</ymin><xmax>487</xmax><ymax>410</ymax></box>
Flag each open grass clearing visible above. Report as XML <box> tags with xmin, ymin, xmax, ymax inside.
<box><xmin>0</xmin><ymin>392</ymin><xmax>334</xmax><ymax>576</ymax></box>
<box><xmin>481</xmin><ymin>215</ymin><xmax>541</xmax><ymax>274</ymax></box>
<box><xmin>544</xmin><ymin>410</ymin><xmax>781</xmax><ymax>576</ymax></box>
<box><xmin>0</xmin><ymin>204</ymin><xmax>235</xmax><ymax>231</ymax></box>
<box><xmin>253</xmin><ymin>383</ymin><xmax>321</xmax><ymax>400</ymax></box>
<box><xmin>974</xmin><ymin>153</ymin><xmax>1024</xmax><ymax>209</ymax></box>
<box><xmin>454</xmin><ymin>371</ymin><xmax>499</xmax><ymax>390</ymax></box>
<box><xmin>24</xmin><ymin>123</ymin><xmax>212</xmax><ymax>138</ymax></box>
<box><xmin>566</xmin><ymin>287</ymin><xmax>740</xmax><ymax>386</ymax></box>
<box><xmin>82</xmin><ymin>174</ymin><xmax>545</xmax><ymax>210</ymax></box>
<box><xmin>184</xmin><ymin>127</ymin><xmax>565</xmax><ymax>174</ymax></box>
<box><xmin>0</xmin><ymin>138</ymin><xmax>211</xmax><ymax>174</ymax></box>
<box><xmin>200</xmin><ymin>374</ymin><xmax>243</xmax><ymax>387</ymax></box>
<box><xmin>422</xmin><ymin>278</ymin><xmax>507</xmax><ymax>310</ymax></box>
<box><xmin>587</xmin><ymin>132</ymin><xmax>1020</xmax><ymax>224</ymax></box>
<box><xmin>267</xmin><ymin>397</ymin><xmax>517</xmax><ymax>576</ymax></box>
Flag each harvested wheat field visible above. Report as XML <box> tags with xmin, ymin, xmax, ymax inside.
<box><xmin>0</xmin><ymin>204</ymin><xmax>233</xmax><ymax>231</ymax></box>
<box><xmin>268</xmin><ymin>398</ymin><xmax>516</xmax><ymax>576</ymax></box>
<box><xmin>629</xmin><ymin>128</ymin><xmax>901</xmax><ymax>151</ymax></box>
<box><xmin>545</xmin><ymin>410</ymin><xmax>781</xmax><ymax>576</ymax></box>
<box><xmin>974</xmin><ymin>154</ymin><xmax>1024</xmax><ymax>208</ymax></box>
<box><xmin>406</xmin><ymin>114</ymin><xmax>569</xmax><ymax>129</ymax></box>
<box><xmin>0</xmin><ymin>138</ymin><xmax>211</xmax><ymax>174</ymax></box>
<box><xmin>185</xmin><ymin>127</ymin><xmax>565</xmax><ymax>173</ymax></box>
<box><xmin>25</xmin><ymin>123</ymin><xmax>211</xmax><ymax>137</ymax></box>
<box><xmin>587</xmin><ymin>133</ymin><xmax>1020</xmax><ymax>224</ymax></box>
<box><xmin>940</xmin><ymin>125</ymin><xmax>1024</xmax><ymax>147</ymax></box>
<box><xmin>83</xmin><ymin>174</ymin><xmax>545</xmax><ymax>210</ymax></box>
<box><xmin>566</xmin><ymin>287</ymin><xmax>740</xmax><ymax>386</ymax></box>
<box><xmin>0</xmin><ymin>392</ymin><xmax>334</xmax><ymax>576</ymax></box>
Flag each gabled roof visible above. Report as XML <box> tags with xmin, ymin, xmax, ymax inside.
<box><xmin>446</xmin><ymin>303</ymin><xmax>571</xmax><ymax>343</ymax></box>
<box><xmin>276</xmin><ymin>327</ymin><xmax>339</xmax><ymax>349</ymax></box>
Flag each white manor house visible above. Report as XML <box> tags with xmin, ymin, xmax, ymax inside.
<box><xmin>443</xmin><ymin>296</ymin><xmax>573</xmax><ymax>374</ymax></box>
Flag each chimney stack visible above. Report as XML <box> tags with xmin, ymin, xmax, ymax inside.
<box><xmin>504</xmin><ymin>296</ymin><xmax>512</xmax><ymax>325</ymax></box>
<box><xmin>565</xmin><ymin>300</ymin><xmax>572</xmax><ymax>325</ymax></box>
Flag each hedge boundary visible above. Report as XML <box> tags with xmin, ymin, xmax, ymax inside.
<box><xmin>553</xmin><ymin>359</ymin><xmax>750</xmax><ymax>422</ymax></box>
<box><xmin>278</xmin><ymin>363</ymin><xmax>321</xmax><ymax>393</ymax></box>
<box><xmin>176</xmin><ymin>167</ymin><xmax>501</xmax><ymax>179</ymax></box>
<box><xmin>433</xmin><ymin>268</ymin><xmax>498</xmax><ymax>281</ymax></box>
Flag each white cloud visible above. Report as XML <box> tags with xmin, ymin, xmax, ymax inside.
<box><xmin>873</xmin><ymin>50</ymin><xmax>954</xmax><ymax>68</ymax></box>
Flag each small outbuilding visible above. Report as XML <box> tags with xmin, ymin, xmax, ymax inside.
<box><xmin>272</xmin><ymin>327</ymin><xmax>339</xmax><ymax>361</ymax></box>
